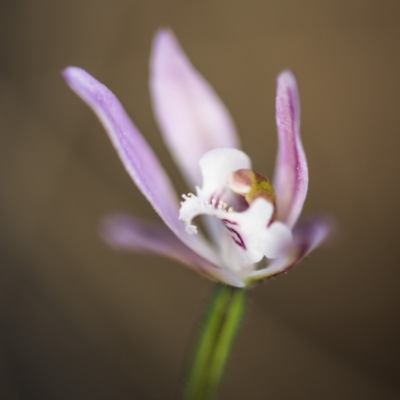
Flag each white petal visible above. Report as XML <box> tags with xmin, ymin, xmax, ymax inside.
<box><xmin>248</xmin><ymin>216</ymin><xmax>332</xmax><ymax>282</ymax></box>
<box><xmin>219</xmin><ymin>230</ymin><xmax>253</xmax><ymax>272</ymax></box>
<box><xmin>264</xmin><ymin>221</ymin><xmax>293</xmax><ymax>259</ymax></box>
<box><xmin>179</xmin><ymin>195</ymin><xmax>283</xmax><ymax>269</ymax></box>
<box><xmin>224</xmin><ymin>199</ymin><xmax>292</xmax><ymax>261</ymax></box>
<box><xmin>199</xmin><ymin>148</ymin><xmax>251</xmax><ymax>199</ymax></box>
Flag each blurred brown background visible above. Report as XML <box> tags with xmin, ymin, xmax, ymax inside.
<box><xmin>1</xmin><ymin>1</ymin><xmax>400</xmax><ymax>399</ymax></box>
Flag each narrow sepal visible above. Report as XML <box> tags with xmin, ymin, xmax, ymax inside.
<box><xmin>63</xmin><ymin>67</ymin><xmax>218</xmax><ymax>266</ymax></box>
<box><xmin>101</xmin><ymin>214</ymin><xmax>245</xmax><ymax>287</ymax></box>
<box><xmin>274</xmin><ymin>70</ymin><xmax>308</xmax><ymax>228</ymax></box>
<box><xmin>150</xmin><ymin>29</ymin><xmax>240</xmax><ymax>187</ymax></box>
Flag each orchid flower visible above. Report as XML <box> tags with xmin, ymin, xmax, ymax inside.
<box><xmin>63</xmin><ymin>30</ymin><xmax>330</xmax><ymax>288</ymax></box>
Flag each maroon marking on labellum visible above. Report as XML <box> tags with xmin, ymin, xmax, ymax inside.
<box><xmin>221</xmin><ymin>219</ymin><xmax>238</xmax><ymax>225</ymax></box>
<box><xmin>221</xmin><ymin>219</ymin><xmax>246</xmax><ymax>249</ymax></box>
<box><xmin>227</xmin><ymin>227</ymin><xmax>246</xmax><ymax>249</ymax></box>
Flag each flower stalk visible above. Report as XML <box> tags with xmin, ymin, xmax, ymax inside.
<box><xmin>184</xmin><ymin>284</ymin><xmax>247</xmax><ymax>400</ymax></box>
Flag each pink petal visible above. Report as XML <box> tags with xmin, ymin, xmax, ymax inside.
<box><xmin>248</xmin><ymin>216</ymin><xmax>332</xmax><ymax>281</ymax></box>
<box><xmin>101</xmin><ymin>214</ymin><xmax>245</xmax><ymax>287</ymax></box>
<box><xmin>150</xmin><ymin>29</ymin><xmax>239</xmax><ymax>187</ymax></box>
<box><xmin>273</xmin><ymin>70</ymin><xmax>308</xmax><ymax>228</ymax></box>
<box><xmin>63</xmin><ymin>67</ymin><xmax>216</xmax><ymax>264</ymax></box>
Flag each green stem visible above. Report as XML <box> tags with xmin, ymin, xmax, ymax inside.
<box><xmin>184</xmin><ymin>284</ymin><xmax>247</xmax><ymax>400</ymax></box>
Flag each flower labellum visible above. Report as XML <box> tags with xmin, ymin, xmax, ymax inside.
<box><xmin>63</xmin><ymin>29</ymin><xmax>331</xmax><ymax>287</ymax></box>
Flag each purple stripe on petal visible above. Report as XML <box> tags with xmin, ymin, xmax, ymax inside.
<box><xmin>63</xmin><ymin>67</ymin><xmax>217</xmax><ymax>264</ymax></box>
<box><xmin>248</xmin><ymin>216</ymin><xmax>332</xmax><ymax>281</ymax></box>
<box><xmin>101</xmin><ymin>214</ymin><xmax>245</xmax><ymax>287</ymax></box>
<box><xmin>150</xmin><ymin>29</ymin><xmax>239</xmax><ymax>187</ymax></box>
<box><xmin>273</xmin><ymin>70</ymin><xmax>308</xmax><ymax>228</ymax></box>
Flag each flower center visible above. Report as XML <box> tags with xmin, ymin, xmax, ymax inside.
<box><xmin>178</xmin><ymin>148</ymin><xmax>291</xmax><ymax>272</ymax></box>
<box><xmin>229</xmin><ymin>168</ymin><xmax>277</xmax><ymax>223</ymax></box>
